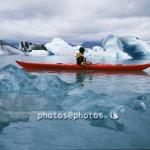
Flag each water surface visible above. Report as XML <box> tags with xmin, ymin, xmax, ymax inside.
<box><xmin>0</xmin><ymin>55</ymin><xmax>150</xmax><ymax>150</ymax></box>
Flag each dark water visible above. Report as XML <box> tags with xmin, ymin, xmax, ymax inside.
<box><xmin>0</xmin><ymin>55</ymin><xmax>150</xmax><ymax>150</ymax></box>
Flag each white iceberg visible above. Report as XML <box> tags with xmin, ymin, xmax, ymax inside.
<box><xmin>45</xmin><ymin>38</ymin><xmax>76</xmax><ymax>55</ymax></box>
<box><xmin>102</xmin><ymin>35</ymin><xmax>131</xmax><ymax>59</ymax></box>
<box><xmin>120</xmin><ymin>36</ymin><xmax>150</xmax><ymax>58</ymax></box>
<box><xmin>44</xmin><ymin>35</ymin><xmax>150</xmax><ymax>59</ymax></box>
<box><xmin>87</xmin><ymin>46</ymin><xmax>104</xmax><ymax>56</ymax></box>
<box><xmin>0</xmin><ymin>40</ymin><xmax>25</xmax><ymax>56</ymax></box>
<box><xmin>102</xmin><ymin>34</ymin><xmax>150</xmax><ymax>59</ymax></box>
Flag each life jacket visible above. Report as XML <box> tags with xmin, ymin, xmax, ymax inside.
<box><xmin>75</xmin><ymin>52</ymin><xmax>86</xmax><ymax>65</ymax></box>
<box><xmin>75</xmin><ymin>52</ymin><xmax>84</xmax><ymax>58</ymax></box>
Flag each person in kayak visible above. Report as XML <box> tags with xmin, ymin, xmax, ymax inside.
<box><xmin>75</xmin><ymin>47</ymin><xmax>91</xmax><ymax>66</ymax></box>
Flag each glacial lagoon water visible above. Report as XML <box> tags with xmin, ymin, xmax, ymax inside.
<box><xmin>0</xmin><ymin>55</ymin><xmax>150</xmax><ymax>149</ymax></box>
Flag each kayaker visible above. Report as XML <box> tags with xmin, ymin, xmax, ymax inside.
<box><xmin>75</xmin><ymin>47</ymin><xmax>91</xmax><ymax>66</ymax></box>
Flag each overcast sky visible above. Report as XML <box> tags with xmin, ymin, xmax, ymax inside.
<box><xmin>0</xmin><ymin>0</ymin><xmax>150</xmax><ymax>43</ymax></box>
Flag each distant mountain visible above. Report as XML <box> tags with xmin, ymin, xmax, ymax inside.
<box><xmin>82</xmin><ymin>41</ymin><xmax>102</xmax><ymax>48</ymax></box>
<box><xmin>68</xmin><ymin>43</ymin><xmax>77</xmax><ymax>47</ymax></box>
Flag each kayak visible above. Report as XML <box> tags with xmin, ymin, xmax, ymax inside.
<box><xmin>16</xmin><ymin>61</ymin><xmax>150</xmax><ymax>72</ymax></box>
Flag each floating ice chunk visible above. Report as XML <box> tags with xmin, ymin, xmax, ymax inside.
<box><xmin>133</xmin><ymin>101</ymin><xmax>146</xmax><ymax>111</ymax></box>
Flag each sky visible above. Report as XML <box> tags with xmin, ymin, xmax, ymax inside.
<box><xmin>0</xmin><ymin>0</ymin><xmax>150</xmax><ymax>43</ymax></box>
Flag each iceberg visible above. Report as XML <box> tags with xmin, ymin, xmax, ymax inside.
<box><xmin>0</xmin><ymin>65</ymin><xmax>71</xmax><ymax>96</ymax></box>
<box><xmin>45</xmin><ymin>36</ymin><xmax>147</xmax><ymax>59</ymax></box>
<box><xmin>0</xmin><ymin>64</ymin><xmax>36</xmax><ymax>93</ymax></box>
<box><xmin>102</xmin><ymin>34</ymin><xmax>150</xmax><ymax>59</ymax></box>
<box><xmin>87</xmin><ymin>46</ymin><xmax>105</xmax><ymax>57</ymax></box>
<box><xmin>19</xmin><ymin>41</ymin><xmax>54</xmax><ymax>56</ymax></box>
<box><xmin>4</xmin><ymin>35</ymin><xmax>147</xmax><ymax>58</ymax></box>
<box><xmin>0</xmin><ymin>40</ymin><xmax>25</xmax><ymax>55</ymax></box>
<box><xmin>45</xmin><ymin>38</ymin><xmax>105</xmax><ymax>57</ymax></box>
<box><xmin>120</xmin><ymin>36</ymin><xmax>150</xmax><ymax>59</ymax></box>
<box><xmin>102</xmin><ymin>35</ymin><xmax>131</xmax><ymax>59</ymax></box>
<box><xmin>45</xmin><ymin>38</ymin><xmax>76</xmax><ymax>55</ymax></box>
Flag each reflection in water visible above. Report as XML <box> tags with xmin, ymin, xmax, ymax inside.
<box><xmin>75</xmin><ymin>72</ymin><xmax>93</xmax><ymax>86</ymax></box>
<box><xmin>0</xmin><ymin>103</ymin><xmax>29</xmax><ymax>133</ymax></box>
<box><xmin>0</xmin><ymin>110</ymin><xmax>29</xmax><ymax>133</ymax></box>
<box><xmin>0</xmin><ymin>115</ymin><xmax>29</xmax><ymax>133</ymax></box>
<box><xmin>0</xmin><ymin>122</ymin><xmax>9</xmax><ymax>133</ymax></box>
<box><xmin>76</xmin><ymin>72</ymin><xmax>86</xmax><ymax>85</ymax></box>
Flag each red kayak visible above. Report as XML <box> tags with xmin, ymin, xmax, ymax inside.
<box><xmin>16</xmin><ymin>61</ymin><xmax>150</xmax><ymax>72</ymax></box>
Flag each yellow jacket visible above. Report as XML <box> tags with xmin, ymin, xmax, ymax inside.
<box><xmin>75</xmin><ymin>52</ymin><xmax>84</xmax><ymax>58</ymax></box>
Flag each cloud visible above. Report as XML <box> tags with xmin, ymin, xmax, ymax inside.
<box><xmin>0</xmin><ymin>0</ymin><xmax>150</xmax><ymax>43</ymax></box>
